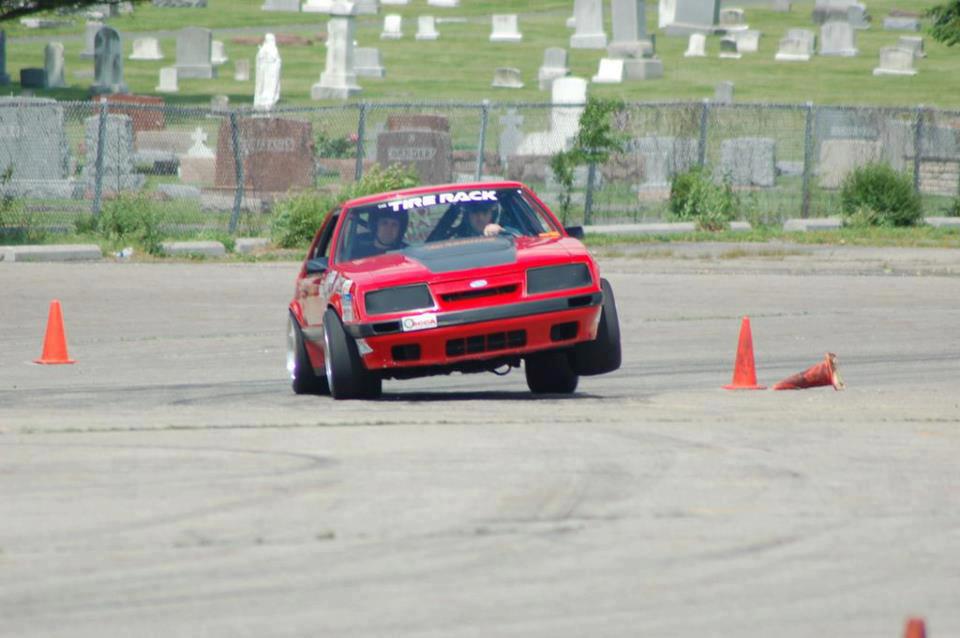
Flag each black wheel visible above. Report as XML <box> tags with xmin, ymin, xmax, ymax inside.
<box><xmin>525</xmin><ymin>349</ymin><xmax>579</xmax><ymax>394</ymax></box>
<box><xmin>288</xmin><ymin>313</ymin><xmax>329</xmax><ymax>395</ymax></box>
<box><xmin>323</xmin><ymin>308</ymin><xmax>382</xmax><ymax>400</ymax></box>
<box><xmin>572</xmin><ymin>278</ymin><xmax>622</xmax><ymax>376</ymax></box>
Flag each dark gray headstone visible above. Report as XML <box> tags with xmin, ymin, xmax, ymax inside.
<box><xmin>20</xmin><ymin>68</ymin><xmax>47</xmax><ymax>89</ymax></box>
<box><xmin>662</xmin><ymin>0</ymin><xmax>721</xmax><ymax>36</ymax></box>
<box><xmin>883</xmin><ymin>16</ymin><xmax>920</xmax><ymax>31</ymax></box>
<box><xmin>625</xmin><ymin>136</ymin><xmax>698</xmax><ymax>188</ymax></box>
<box><xmin>80</xmin><ymin>21</ymin><xmax>103</xmax><ymax>59</ymax></box>
<box><xmin>719</xmin><ymin>138</ymin><xmax>776</xmax><ymax>186</ymax></box>
<box><xmin>0</xmin><ymin>97</ymin><xmax>71</xmax><ymax>180</ymax></box>
<box><xmin>609</xmin><ymin>0</ymin><xmax>652</xmax><ymax>58</ymax></box>
<box><xmin>376</xmin><ymin>129</ymin><xmax>453</xmax><ymax>185</ymax></box>
<box><xmin>44</xmin><ymin>42</ymin><xmax>67</xmax><ymax>88</ymax></box>
<box><xmin>82</xmin><ymin>113</ymin><xmax>146</xmax><ymax>191</ymax></box>
<box><xmin>92</xmin><ymin>26</ymin><xmax>127</xmax><ymax>94</ymax></box>
<box><xmin>0</xmin><ymin>31</ymin><xmax>9</xmax><ymax>85</ymax></box>
<box><xmin>176</xmin><ymin>26</ymin><xmax>215</xmax><ymax>79</ymax></box>
<box><xmin>715</xmin><ymin>80</ymin><xmax>735</xmax><ymax>103</ymax></box>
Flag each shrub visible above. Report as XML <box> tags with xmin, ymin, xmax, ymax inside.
<box><xmin>271</xmin><ymin>163</ymin><xmax>418</xmax><ymax>248</ymax></box>
<box><xmin>839</xmin><ymin>163</ymin><xmax>922</xmax><ymax>227</ymax></box>
<box><xmin>0</xmin><ymin>167</ymin><xmax>46</xmax><ymax>245</ymax></box>
<box><xmin>669</xmin><ymin>167</ymin><xmax>738</xmax><ymax>231</ymax></box>
<box><xmin>96</xmin><ymin>193</ymin><xmax>166</xmax><ymax>255</ymax></box>
<box><xmin>315</xmin><ymin>129</ymin><xmax>356</xmax><ymax>159</ymax></box>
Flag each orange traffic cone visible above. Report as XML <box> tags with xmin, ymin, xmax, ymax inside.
<box><xmin>904</xmin><ymin>617</ymin><xmax>927</xmax><ymax>638</ymax></box>
<box><xmin>723</xmin><ymin>316</ymin><xmax>765</xmax><ymax>390</ymax></box>
<box><xmin>772</xmin><ymin>352</ymin><xmax>844</xmax><ymax>390</ymax></box>
<box><xmin>34</xmin><ymin>300</ymin><xmax>76</xmax><ymax>365</ymax></box>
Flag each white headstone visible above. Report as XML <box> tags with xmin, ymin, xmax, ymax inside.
<box><xmin>416</xmin><ymin>15</ymin><xmax>439</xmax><ymax>40</ymax></box>
<box><xmin>492</xmin><ymin>67</ymin><xmax>523</xmax><ymax>88</ymax></box>
<box><xmin>591</xmin><ymin>58</ymin><xmax>624</xmax><ymax>83</ymax></box>
<box><xmin>499</xmin><ymin>108</ymin><xmax>523</xmax><ymax>165</ymax></box>
<box><xmin>684</xmin><ymin>33</ymin><xmax>706</xmax><ymax>57</ymax></box>
<box><xmin>234</xmin><ymin>58</ymin><xmax>250</xmax><ymax>81</ymax></box>
<box><xmin>302</xmin><ymin>0</ymin><xmax>334</xmax><ymax>11</ymax></box>
<box><xmin>254</xmin><ymin>33</ymin><xmax>282</xmax><ymax>110</ymax></box>
<box><xmin>187</xmin><ymin>126</ymin><xmax>215</xmax><ymax>158</ymax></box>
<box><xmin>262</xmin><ymin>0</ymin><xmax>301</xmax><ymax>10</ymax></box>
<box><xmin>898</xmin><ymin>35</ymin><xmax>925</xmax><ymax>58</ymax></box>
<box><xmin>312</xmin><ymin>2</ymin><xmax>361</xmax><ymax>100</ymax></box>
<box><xmin>820</xmin><ymin>20</ymin><xmax>857</xmax><ymax>56</ymax></box>
<box><xmin>551</xmin><ymin>76</ymin><xmax>587</xmax><ymax>142</ymax></box>
<box><xmin>427</xmin><ymin>0</ymin><xmax>458</xmax><ymax>6</ymax></box>
<box><xmin>734</xmin><ymin>29</ymin><xmax>760</xmax><ymax>53</ymax></box>
<box><xmin>381</xmin><ymin>14</ymin><xmax>403</xmax><ymax>39</ymax></box>
<box><xmin>775</xmin><ymin>32</ymin><xmax>814</xmax><ymax>61</ymax></box>
<box><xmin>872</xmin><ymin>46</ymin><xmax>917</xmax><ymax>76</ymax></box>
<box><xmin>538</xmin><ymin>47</ymin><xmax>569</xmax><ymax>90</ymax></box>
<box><xmin>719</xmin><ymin>8</ymin><xmax>747</xmax><ymax>29</ymax></box>
<box><xmin>490</xmin><ymin>14</ymin><xmax>522</xmax><ymax>42</ymax></box>
<box><xmin>155</xmin><ymin>66</ymin><xmax>178</xmax><ymax>92</ymax></box>
<box><xmin>354</xmin><ymin>47</ymin><xmax>385</xmax><ymax>77</ymax></box>
<box><xmin>381</xmin><ymin>0</ymin><xmax>408</xmax><ymax>4</ymax></box>
<box><xmin>130</xmin><ymin>37</ymin><xmax>164</xmax><ymax>60</ymax></box>
<box><xmin>44</xmin><ymin>42</ymin><xmax>66</xmax><ymax>88</ymax></box>
<box><xmin>211</xmin><ymin>40</ymin><xmax>228</xmax><ymax>65</ymax></box>
<box><xmin>570</xmin><ymin>0</ymin><xmax>606</xmax><ymax>49</ymax></box>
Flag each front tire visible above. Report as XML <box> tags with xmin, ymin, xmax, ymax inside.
<box><xmin>525</xmin><ymin>349</ymin><xmax>579</xmax><ymax>394</ymax></box>
<box><xmin>572</xmin><ymin>278</ymin><xmax>622</xmax><ymax>376</ymax></box>
<box><xmin>323</xmin><ymin>308</ymin><xmax>382</xmax><ymax>400</ymax></box>
<box><xmin>288</xmin><ymin>313</ymin><xmax>329</xmax><ymax>395</ymax></box>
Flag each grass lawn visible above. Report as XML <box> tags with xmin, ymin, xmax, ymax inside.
<box><xmin>3</xmin><ymin>0</ymin><xmax>958</xmax><ymax>109</ymax></box>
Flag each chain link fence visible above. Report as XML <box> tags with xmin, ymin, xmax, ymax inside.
<box><xmin>1</xmin><ymin>96</ymin><xmax>958</xmax><ymax>237</ymax></box>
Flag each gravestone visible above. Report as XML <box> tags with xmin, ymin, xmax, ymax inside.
<box><xmin>215</xmin><ymin>116</ymin><xmax>315</xmax><ymax>192</ymax></box>
<box><xmin>0</xmin><ymin>31</ymin><xmax>9</xmax><ymax>85</ymax></box>
<box><xmin>152</xmin><ymin>0</ymin><xmax>207</xmax><ymax>6</ymax></box>
<box><xmin>302</xmin><ymin>0</ymin><xmax>334</xmax><ymax>11</ymax></box>
<box><xmin>311</xmin><ymin>3</ymin><xmax>360</xmax><ymax>100</ymax></box>
<box><xmin>211</xmin><ymin>40</ymin><xmax>228</xmax><ymax>66</ymax></box>
<box><xmin>386</xmin><ymin>115</ymin><xmax>448</xmax><ymax>132</ymax></box>
<box><xmin>516</xmin><ymin>77</ymin><xmax>587</xmax><ymax>155</ymax></box>
<box><xmin>872</xmin><ymin>46</ymin><xmax>917</xmax><ymax>76</ymax></box>
<box><xmin>92</xmin><ymin>26</ymin><xmax>128</xmax><ymax>94</ymax></box>
<box><xmin>898</xmin><ymin>36</ymin><xmax>925</xmax><ymax>58</ymax></box>
<box><xmin>628</xmin><ymin>136</ymin><xmax>698</xmax><ymax>190</ymax></box>
<box><xmin>812</xmin><ymin>0</ymin><xmax>852</xmax><ymax>24</ymax></box>
<box><xmin>427</xmin><ymin>0</ymin><xmax>458</xmax><ymax>6</ymax></box>
<box><xmin>498</xmin><ymin>109</ymin><xmax>523</xmax><ymax>166</ymax></box>
<box><xmin>80</xmin><ymin>21</ymin><xmax>103</xmax><ymax>59</ymax></box>
<box><xmin>262</xmin><ymin>0</ymin><xmax>301</xmax><ymax>10</ymax></box>
<box><xmin>44</xmin><ymin>42</ymin><xmax>66</xmax><ymax>88</ymax></box>
<box><xmin>684</xmin><ymin>33</ymin><xmax>706</xmax><ymax>57</ymax></box>
<box><xmin>538</xmin><ymin>47</ymin><xmax>569</xmax><ymax>90</ymax></box>
<box><xmin>130</xmin><ymin>37</ymin><xmax>164</xmax><ymax>60</ymax></box>
<box><xmin>719</xmin><ymin>138</ymin><xmax>776</xmax><ymax>186</ymax></box>
<box><xmin>734</xmin><ymin>30</ymin><xmax>760</xmax><ymax>53</ymax></box>
<box><xmin>847</xmin><ymin>3</ymin><xmax>869</xmax><ymax>29</ymax></box>
<box><xmin>772</xmin><ymin>0</ymin><xmax>791</xmax><ymax>11</ymax></box>
<box><xmin>818</xmin><ymin>139</ymin><xmax>881</xmax><ymax>188</ymax></box>
<box><xmin>570</xmin><ymin>0</ymin><xmax>607</xmax><ymax>49</ymax></box>
<box><xmin>376</xmin><ymin>125</ymin><xmax>452</xmax><ymax>184</ymax></box>
<box><xmin>660</xmin><ymin>0</ymin><xmax>721</xmax><ymax>35</ymax></box>
<box><xmin>776</xmin><ymin>29</ymin><xmax>815</xmax><ymax>61</ymax></box>
<box><xmin>381</xmin><ymin>14</ymin><xmax>403</xmax><ymax>39</ymax></box>
<box><xmin>103</xmin><ymin>94</ymin><xmax>165</xmax><ymax>132</ymax></box>
<box><xmin>715</xmin><ymin>81</ymin><xmax>735</xmax><ymax>103</ymax></box>
<box><xmin>416</xmin><ymin>16</ymin><xmax>439</xmax><ymax>40</ymax></box>
<box><xmin>254</xmin><ymin>34</ymin><xmax>282</xmax><ymax>110</ymax></box>
<box><xmin>820</xmin><ymin>21</ymin><xmax>857</xmax><ymax>56</ymax></box>
<box><xmin>0</xmin><ymin>98</ymin><xmax>71</xmax><ymax>191</ymax></box>
<box><xmin>355</xmin><ymin>47</ymin><xmax>385</xmax><ymax>77</ymax></box>
<box><xmin>492</xmin><ymin>67</ymin><xmax>523</xmax><ymax>88</ymax></box>
<box><xmin>719</xmin><ymin>8</ymin><xmax>747</xmax><ymax>29</ymax></box>
<box><xmin>883</xmin><ymin>16</ymin><xmax>920</xmax><ymax>31</ymax></box>
<box><xmin>353</xmin><ymin>0</ymin><xmax>378</xmax><ymax>13</ymax></box>
<box><xmin>719</xmin><ymin>37</ymin><xmax>740</xmax><ymax>59</ymax></box>
<box><xmin>210</xmin><ymin>94</ymin><xmax>229</xmax><ymax>112</ymax></box>
<box><xmin>179</xmin><ymin>126</ymin><xmax>216</xmax><ymax>185</ymax></box>
<box><xmin>490</xmin><ymin>14</ymin><xmax>522</xmax><ymax>42</ymax></box>
<box><xmin>176</xmin><ymin>26</ymin><xmax>216</xmax><ymax>79</ymax></box>
<box><xmin>234</xmin><ymin>58</ymin><xmax>251</xmax><ymax>81</ymax></box>
<box><xmin>82</xmin><ymin>113</ymin><xmax>146</xmax><ymax>191</ymax></box>
<box><xmin>609</xmin><ymin>0</ymin><xmax>653</xmax><ymax>58</ymax></box>
<box><xmin>381</xmin><ymin>0</ymin><xmax>408</xmax><ymax>4</ymax></box>
<box><xmin>592</xmin><ymin>58</ymin><xmax>624</xmax><ymax>83</ymax></box>
<box><xmin>20</xmin><ymin>69</ymin><xmax>47</xmax><ymax>89</ymax></box>
<box><xmin>156</xmin><ymin>66</ymin><xmax>178</xmax><ymax>92</ymax></box>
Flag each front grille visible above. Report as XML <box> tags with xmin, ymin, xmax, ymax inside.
<box><xmin>446</xmin><ymin>330</ymin><xmax>526</xmax><ymax>357</ymax></box>
<box><xmin>441</xmin><ymin>284</ymin><xmax>518</xmax><ymax>303</ymax></box>
<box><xmin>550</xmin><ymin>322</ymin><xmax>579</xmax><ymax>342</ymax></box>
<box><xmin>567</xmin><ymin>295</ymin><xmax>593</xmax><ymax>308</ymax></box>
<box><xmin>391</xmin><ymin>344</ymin><xmax>421</xmax><ymax>362</ymax></box>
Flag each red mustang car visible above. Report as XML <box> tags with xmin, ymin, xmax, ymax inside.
<box><xmin>287</xmin><ymin>181</ymin><xmax>620</xmax><ymax>399</ymax></box>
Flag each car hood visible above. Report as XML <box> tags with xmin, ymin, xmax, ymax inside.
<box><xmin>337</xmin><ymin>235</ymin><xmax>588</xmax><ymax>288</ymax></box>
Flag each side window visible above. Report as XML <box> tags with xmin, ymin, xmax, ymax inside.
<box><xmin>312</xmin><ymin>210</ymin><xmax>340</xmax><ymax>260</ymax></box>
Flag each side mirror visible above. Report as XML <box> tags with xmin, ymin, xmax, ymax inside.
<box><xmin>564</xmin><ymin>226</ymin><xmax>585</xmax><ymax>240</ymax></box>
<box><xmin>305</xmin><ymin>257</ymin><xmax>329</xmax><ymax>275</ymax></box>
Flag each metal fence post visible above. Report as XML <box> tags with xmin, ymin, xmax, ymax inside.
<box><xmin>228</xmin><ymin>111</ymin><xmax>244</xmax><ymax>235</ymax></box>
<box><xmin>354</xmin><ymin>102</ymin><xmax>368</xmax><ymax>181</ymax></box>
<box><xmin>584</xmin><ymin>162</ymin><xmax>597</xmax><ymax>226</ymax></box>
<box><xmin>801</xmin><ymin>102</ymin><xmax>814</xmax><ymax>219</ymax></box>
<box><xmin>91</xmin><ymin>97</ymin><xmax>108</xmax><ymax>218</ymax></box>
<box><xmin>697</xmin><ymin>99</ymin><xmax>709</xmax><ymax>168</ymax></box>
<box><xmin>475</xmin><ymin>100</ymin><xmax>490</xmax><ymax>181</ymax></box>
<box><xmin>913</xmin><ymin>104</ymin><xmax>924</xmax><ymax>195</ymax></box>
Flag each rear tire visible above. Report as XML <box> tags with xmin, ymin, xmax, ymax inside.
<box><xmin>288</xmin><ymin>313</ymin><xmax>329</xmax><ymax>395</ymax></box>
<box><xmin>572</xmin><ymin>278</ymin><xmax>622</xmax><ymax>376</ymax></box>
<box><xmin>323</xmin><ymin>308</ymin><xmax>382</xmax><ymax>400</ymax></box>
<box><xmin>525</xmin><ymin>349</ymin><xmax>579</xmax><ymax>394</ymax></box>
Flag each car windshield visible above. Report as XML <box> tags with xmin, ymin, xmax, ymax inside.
<box><xmin>335</xmin><ymin>187</ymin><xmax>560</xmax><ymax>262</ymax></box>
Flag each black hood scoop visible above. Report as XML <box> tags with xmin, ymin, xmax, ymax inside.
<box><xmin>403</xmin><ymin>237</ymin><xmax>517</xmax><ymax>274</ymax></box>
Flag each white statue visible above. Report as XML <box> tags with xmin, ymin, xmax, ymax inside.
<box><xmin>254</xmin><ymin>33</ymin><xmax>282</xmax><ymax>111</ymax></box>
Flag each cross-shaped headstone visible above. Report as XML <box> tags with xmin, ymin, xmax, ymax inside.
<box><xmin>187</xmin><ymin>126</ymin><xmax>215</xmax><ymax>158</ymax></box>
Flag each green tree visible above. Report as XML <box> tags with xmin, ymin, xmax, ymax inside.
<box><xmin>1</xmin><ymin>1</ymin><xmax>147</xmax><ymax>22</ymax></box>
<box><xmin>927</xmin><ymin>0</ymin><xmax>960</xmax><ymax>47</ymax></box>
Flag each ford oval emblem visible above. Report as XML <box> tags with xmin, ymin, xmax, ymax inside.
<box><xmin>469</xmin><ymin>279</ymin><xmax>488</xmax><ymax>289</ymax></box>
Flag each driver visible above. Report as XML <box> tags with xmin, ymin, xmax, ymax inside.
<box><xmin>353</xmin><ymin>209</ymin><xmax>408</xmax><ymax>258</ymax></box>
<box><xmin>454</xmin><ymin>201</ymin><xmax>504</xmax><ymax>238</ymax></box>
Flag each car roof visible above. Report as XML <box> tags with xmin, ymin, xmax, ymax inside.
<box><xmin>342</xmin><ymin>181</ymin><xmax>529</xmax><ymax>209</ymax></box>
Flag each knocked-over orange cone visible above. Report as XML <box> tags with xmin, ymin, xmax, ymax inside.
<box><xmin>34</xmin><ymin>300</ymin><xmax>76</xmax><ymax>365</ymax></box>
<box><xmin>904</xmin><ymin>617</ymin><xmax>927</xmax><ymax>638</ymax></box>
<box><xmin>723</xmin><ymin>316</ymin><xmax>765</xmax><ymax>390</ymax></box>
<box><xmin>772</xmin><ymin>352</ymin><xmax>844</xmax><ymax>390</ymax></box>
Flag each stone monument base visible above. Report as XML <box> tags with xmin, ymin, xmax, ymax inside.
<box><xmin>176</xmin><ymin>64</ymin><xmax>216</xmax><ymax>79</ymax></box>
<box><xmin>623</xmin><ymin>58</ymin><xmax>663</xmax><ymax>80</ymax></box>
<box><xmin>311</xmin><ymin>83</ymin><xmax>361</xmax><ymax>100</ymax></box>
<box><xmin>570</xmin><ymin>33</ymin><xmax>607</xmax><ymax>49</ymax></box>
<box><xmin>608</xmin><ymin>40</ymin><xmax>654</xmax><ymax>58</ymax></box>
<box><xmin>664</xmin><ymin>22</ymin><xmax>723</xmax><ymax>36</ymax></box>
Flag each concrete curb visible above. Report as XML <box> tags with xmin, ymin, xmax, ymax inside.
<box><xmin>783</xmin><ymin>217</ymin><xmax>960</xmax><ymax>232</ymax></box>
<box><xmin>160</xmin><ymin>241</ymin><xmax>227</xmax><ymax>257</ymax></box>
<box><xmin>235</xmin><ymin>238</ymin><xmax>271</xmax><ymax>254</ymax></box>
<box><xmin>0</xmin><ymin>244</ymin><xmax>103</xmax><ymax>262</ymax></box>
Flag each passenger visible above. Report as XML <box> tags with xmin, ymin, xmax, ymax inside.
<box><xmin>453</xmin><ymin>201</ymin><xmax>504</xmax><ymax>238</ymax></box>
<box><xmin>353</xmin><ymin>209</ymin><xmax>408</xmax><ymax>258</ymax></box>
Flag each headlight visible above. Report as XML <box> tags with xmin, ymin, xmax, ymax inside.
<box><xmin>364</xmin><ymin>284</ymin><xmax>434</xmax><ymax>315</ymax></box>
<box><xmin>526</xmin><ymin>263</ymin><xmax>592</xmax><ymax>294</ymax></box>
